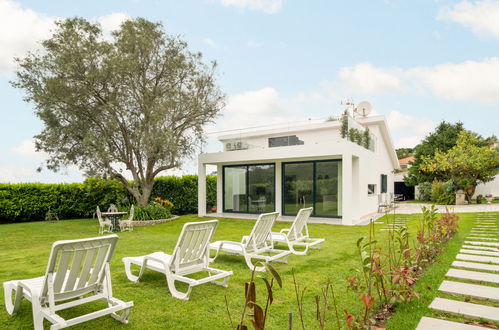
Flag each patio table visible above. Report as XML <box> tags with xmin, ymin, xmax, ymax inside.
<box><xmin>101</xmin><ymin>211</ymin><xmax>127</xmax><ymax>232</ymax></box>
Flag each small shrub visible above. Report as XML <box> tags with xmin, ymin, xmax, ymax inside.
<box><xmin>417</xmin><ymin>182</ymin><xmax>432</xmax><ymax>201</ymax></box>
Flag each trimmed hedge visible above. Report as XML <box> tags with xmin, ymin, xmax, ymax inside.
<box><xmin>0</xmin><ymin>175</ymin><xmax>216</xmax><ymax>223</ymax></box>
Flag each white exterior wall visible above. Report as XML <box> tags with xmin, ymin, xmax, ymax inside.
<box><xmin>475</xmin><ymin>175</ymin><xmax>499</xmax><ymax>197</ymax></box>
<box><xmin>198</xmin><ymin>116</ymin><xmax>399</xmax><ymax>225</ymax></box>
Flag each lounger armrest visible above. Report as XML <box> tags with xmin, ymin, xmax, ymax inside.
<box><xmin>279</xmin><ymin>229</ymin><xmax>290</xmax><ymax>234</ymax></box>
<box><xmin>217</xmin><ymin>240</ymin><xmax>244</xmax><ymax>250</ymax></box>
<box><xmin>143</xmin><ymin>254</ymin><xmax>171</xmax><ymax>269</ymax></box>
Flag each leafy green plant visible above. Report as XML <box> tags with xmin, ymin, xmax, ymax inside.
<box><xmin>417</xmin><ymin>182</ymin><xmax>432</xmax><ymax>201</ymax></box>
<box><xmin>225</xmin><ymin>262</ymin><xmax>282</xmax><ymax>330</ymax></box>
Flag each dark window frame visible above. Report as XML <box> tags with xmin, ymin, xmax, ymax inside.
<box><xmin>222</xmin><ymin>163</ymin><xmax>276</xmax><ymax>214</ymax></box>
<box><xmin>380</xmin><ymin>174</ymin><xmax>388</xmax><ymax>193</ymax></box>
<box><xmin>281</xmin><ymin>159</ymin><xmax>342</xmax><ymax>218</ymax></box>
<box><xmin>268</xmin><ymin>135</ymin><xmax>304</xmax><ymax>148</ymax></box>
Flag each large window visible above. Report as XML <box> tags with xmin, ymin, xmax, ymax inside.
<box><xmin>268</xmin><ymin>135</ymin><xmax>304</xmax><ymax>148</ymax></box>
<box><xmin>283</xmin><ymin>160</ymin><xmax>342</xmax><ymax>217</ymax></box>
<box><xmin>380</xmin><ymin>174</ymin><xmax>388</xmax><ymax>193</ymax></box>
<box><xmin>223</xmin><ymin>164</ymin><xmax>275</xmax><ymax>213</ymax></box>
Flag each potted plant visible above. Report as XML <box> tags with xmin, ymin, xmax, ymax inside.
<box><xmin>476</xmin><ymin>194</ymin><xmax>483</xmax><ymax>204</ymax></box>
<box><xmin>485</xmin><ymin>194</ymin><xmax>494</xmax><ymax>204</ymax></box>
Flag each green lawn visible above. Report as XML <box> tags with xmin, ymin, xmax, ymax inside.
<box><xmin>0</xmin><ymin>212</ymin><xmax>493</xmax><ymax>329</ymax></box>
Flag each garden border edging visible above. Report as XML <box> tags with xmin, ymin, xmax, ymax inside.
<box><xmin>131</xmin><ymin>215</ymin><xmax>179</xmax><ymax>227</ymax></box>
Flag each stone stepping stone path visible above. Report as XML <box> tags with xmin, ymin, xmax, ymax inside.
<box><xmin>467</xmin><ymin>237</ymin><xmax>498</xmax><ymax>241</ymax></box>
<box><xmin>439</xmin><ymin>280</ymin><xmax>499</xmax><ymax>300</ymax></box>
<box><xmin>460</xmin><ymin>249</ymin><xmax>499</xmax><ymax>257</ymax></box>
<box><xmin>446</xmin><ymin>268</ymin><xmax>499</xmax><ymax>284</ymax></box>
<box><xmin>416</xmin><ymin>316</ymin><xmax>488</xmax><ymax>329</ymax></box>
<box><xmin>416</xmin><ymin>213</ymin><xmax>499</xmax><ymax>329</ymax></box>
<box><xmin>452</xmin><ymin>261</ymin><xmax>499</xmax><ymax>272</ymax></box>
<box><xmin>462</xmin><ymin>245</ymin><xmax>499</xmax><ymax>252</ymax></box>
<box><xmin>456</xmin><ymin>253</ymin><xmax>499</xmax><ymax>264</ymax></box>
<box><xmin>429</xmin><ymin>298</ymin><xmax>499</xmax><ymax>322</ymax></box>
<box><xmin>465</xmin><ymin>241</ymin><xmax>499</xmax><ymax>247</ymax></box>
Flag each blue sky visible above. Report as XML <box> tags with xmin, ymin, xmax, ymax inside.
<box><xmin>0</xmin><ymin>0</ymin><xmax>498</xmax><ymax>182</ymax></box>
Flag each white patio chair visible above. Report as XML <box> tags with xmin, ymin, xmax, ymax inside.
<box><xmin>209</xmin><ymin>212</ymin><xmax>291</xmax><ymax>272</ymax></box>
<box><xmin>107</xmin><ymin>204</ymin><xmax>118</xmax><ymax>212</ymax></box>
<box><xmin>119</xmin><ymin>205</ymin><xmax>134</xmax><ymax>232</ymax></box>
<box><xmin>122</xmin><ymin>220</ymin><xmax>232</xmax><ymax>300</ymax></box>
<box><xmin>97</xmin><ymin>206</ymin><xmax>113</xmax><ymax>234</ymax></box>
<box><xmin>269</xmin><ymin>207</ymin><xmax>324</xmax><ymax>255</ymax></box>
<box><xmin>377</xmin><ymin>193</ymin><xmax>389</xmax><ymax>213</ymax></box>
<box><xmin>3</xmin><ymin>235</ymin><xmax>133</xmax><ymax>330</ymax></box>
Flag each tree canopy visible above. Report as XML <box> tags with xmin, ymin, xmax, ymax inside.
<box><xmin>420</xmin><ymin>130</ymin><xmax>498</xmax><ymax>201</ymax></box>
<box><xmin>395</xmin><ymin>148</ymin><xmax>414</xmax><ymax>160</ymax></box>
<box><xmin>404</xmin><ymin>121</ymin><xmax>465</xmax><ymax>186</ymax></box>
<box><xmin>12</xmin><ymin>17</ymin><xmax>225</xmax><ymax>206</ymax></box>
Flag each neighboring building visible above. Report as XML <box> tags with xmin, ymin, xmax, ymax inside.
<box><xmin>394</xmin><ymin>156</ymin><xmax>416</xmax><ymax>200</ymax></box>
<box><xmin>197</xmin><ymin>114</ymin><xmax>400</xmax><ymax>225</ymax></box>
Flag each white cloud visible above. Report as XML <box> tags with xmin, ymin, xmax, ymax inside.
<box><xmin>438</xmin><ymin>0</ymin><xmax>499</xmax><ymax>38</ymax></box>
<box><xmin>11</xmin><ymin>139</ymin><xmax>47</xmax><ymax>159</ymax></box>
<box><xmin>387</xmin><ymin>110</ymin><xmax>435</xmax><ymax>148</ymax></box>
<box><xmin>409</xmin><ymin>57</ymin><xmax>499</xmax><ymax>104</ymax></box>
<box><xmin>338</xmin><ymin>62</ymin><xmax>405</xmax><ymax>94</ymax></box>
<box><xmin>203</xmin><ymin>38</ymin><xmax>217</xmax><ymax>48</ymax></box>
<box><xmin>337</xmin><ymin>58</ymin><xmax>499</xmax><ymax>104</ymax></box>
<box><xmin>0</xmin><ymin>165</ymin><xmax>36</xmax><ymax>183</ymax></box>
<box><xmin>0</xmin><ymin>0</ymin><xmax>130</xmax><ymax>76</ymax></box>
<box><xmin>0</xmin><ymin>0</ymin><xmax>56</xmax><ymax>75</ymax></box>
<box><xmin>219</xmin><ymin>0</ymin><xmax>283</xmax><ymax>14</ymax></box>
<box><xmin>246</xmin><ymin>40</ymin><xmax>264</xmax><ymax>48</ymax></box>
<box><xmin>96</xmin><ymin>12</ymin><xmax>131</xmax><ymax>41</ymax></box>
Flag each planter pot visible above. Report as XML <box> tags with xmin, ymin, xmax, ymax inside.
<box><xmin>485</xmin><ymin>196</ymin><xmax>494</xmax><ymax>204</ymax></box>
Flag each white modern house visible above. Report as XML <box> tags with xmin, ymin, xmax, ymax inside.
<box><xmin>197</xmin><ymin>113</ymin><xmax>400</xmax><ymax>225</ymax></box>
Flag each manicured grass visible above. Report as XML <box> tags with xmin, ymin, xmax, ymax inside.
<box><xmin>0</xmin><ymin>212</ymin><xmax>494</xmax><ymax>329</ymax></box>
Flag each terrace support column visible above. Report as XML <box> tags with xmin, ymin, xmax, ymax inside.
<box><xmin>217</xmin><ymin>164</ymin><xmax>223</xmax><ymax>214</ymax></box>
<box><xmin>275</xmin><ymin>162</ymin><xmax>282</xmax><ymax>216</ymax></box>
<box><xmin>342</xmin><ymin>153</ymin><xmax>353</xmax><ymax>225</ymax></box>
<box><xmin>198</xmin><ymin>161</ymin><xmax>207</xmax><ymax>217</ymax></box>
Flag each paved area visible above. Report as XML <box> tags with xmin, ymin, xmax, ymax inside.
<box><xmin>416</xmin><ymin>316</ymin><xmax>488</xmax><ymax>329</ymax></box>
<box><xmin>416</xmin><ymin>213</ymin><xmax>499</xmax><ymax>329</ymax></box>
<box><xmin>394</xmin><ymin>202</ymin><xmax>499</xmax><ymax>214</ymax></box>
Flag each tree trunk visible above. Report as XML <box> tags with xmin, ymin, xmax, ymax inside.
<box><xmin>137</xmin><ymin>183</ymin><xmax>153</xmax><ymax>207</ymax></box>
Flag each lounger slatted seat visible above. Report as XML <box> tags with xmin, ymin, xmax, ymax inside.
<box><xmin>270</xmin><ymin>207</ymin><xmax>324</xmax><ymax>255</ymax></box>
<box><xmin>123</xmin><ymin>220</ymin><xmax>232</xmax><ymax>300</ymax></box>
<box><xmin>3</xmin><ymin>235</ymin><xmax>133</xmax><ymax>330</ymax></box>
<box><xmin>209</xmin><ymin>212</ymin><xmax>291</xmax><ymax>272</ymax></box>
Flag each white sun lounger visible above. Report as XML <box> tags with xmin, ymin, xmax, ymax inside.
<box><xmin>3</xmin><ymin>235</ymin><xmax>133</xmax><ymax>330</ymax></box>
<box><xmin>209</xmin><ymin>212</ymin><xmax>291</xmax><ymax>272</ymax></box>
<box><xmin>122</xmin><ymin>220</ymin><xmax>232</xmax><ymax>300</ymax></box>
<box><xmin>270</xmin><ymin>207</ymin><xmax>324</xmax><ymax>255</ymax></box>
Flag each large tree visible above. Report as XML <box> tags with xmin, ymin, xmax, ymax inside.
<box><xmin>420</xmin><ymin>130</ymin><xmax>498</xmax><ymax>202</ymax></box>
<box><xmin>404</xmin><ymin>121</ymin><xmax>465</xmax><ymax>186</ymax></box>
<box><xmin>12</xmin><ymin>18</ymin><xmax>225</xmax><ymax>206</ymax></box>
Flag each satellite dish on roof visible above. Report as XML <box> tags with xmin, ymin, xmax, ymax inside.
<box><xmin>354</xmin><ymin>101</ymin><xmax>372</xmax><ymax>117</ymax></box>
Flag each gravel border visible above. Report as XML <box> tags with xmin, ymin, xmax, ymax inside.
<box><xmin>130</xmin><ymin>215</ymin><xmax>179</xmax><ymax>227</ymax></box>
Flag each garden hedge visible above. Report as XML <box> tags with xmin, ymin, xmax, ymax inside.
<box><xmin>0</xmin><ymin>175</ymin><xmax>216</xmax><ymax>223</ymax></box>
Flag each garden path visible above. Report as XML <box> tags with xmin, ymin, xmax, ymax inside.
<box><xmin>416</xmin><ymin>213</ymin><xmax>499</xmax><ymax>329</ymax></box>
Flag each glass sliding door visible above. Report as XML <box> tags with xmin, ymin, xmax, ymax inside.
<box><xmin>248</xmin><ymin>165</ymin><xmax>275</xmax><ymax>213</ymax></box>
<box><xmin>282</xmin><ymin>160</ymin><xmax>342</xmax><ymax>217</ymax></box>
<box><xmin>282</xmin><ymin>163</ymin><xmax>314</xmax><ymax>215</ymax></box>
<box><xmin>223</xmin><ymin>166</ymin><xmax>247</xmax><ymax>212</ymax></box>
<box><xmin>315</xmin><ymin>161</ymin><xmax>341</xmax><ymax>217</ymax></box>
<box><xmin>223</xmin><ymin>164</ymin><xmax>275</xmax><ymax>213</ymax></box>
